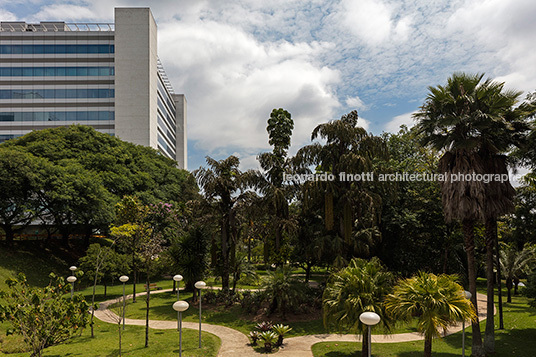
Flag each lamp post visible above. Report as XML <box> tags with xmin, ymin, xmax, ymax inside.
<box><xmin>194</xmin><ymin>281</ymin><xmax>206</xmax><ymax>348</ymax></box>
<box><xmin>173</xmin><ymin>275</ymin><xmax>183</xmax><ymax>331</ymax></box>
<box><xmin>359</xmin><ymin>312</ymin><xmax>381</xmax><ymax>357</ymax></box>
<box><xmin>66</xmin><ymin>276</ymin><xmax>77</xmax><ymax>299</ymax></box>
<box><xmin>462</xmin><ymin>290</ymin><xmax>472</xmax><ymax>357</ymax></box>
<box><xmin>173</xmin><ymin>301</ymin><xmax>189</xmax><ymax>357</ymax></box>
<box><xmin>119</xmin><ymin>275</ymin><xmax>129</xmax><ymax>330</ymax></box>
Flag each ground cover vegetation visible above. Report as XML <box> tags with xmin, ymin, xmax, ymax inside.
<box><xmin>1</xmin><ymin>73</ymin><xmax>536</xmax><ymax>356</ymax></box>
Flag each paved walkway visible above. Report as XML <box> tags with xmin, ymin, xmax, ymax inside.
<box><xmin>93</xmin><ymin>289</ymin><xmax>492</xmax><ymax>357</ymax></box>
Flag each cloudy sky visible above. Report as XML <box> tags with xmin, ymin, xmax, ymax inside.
<box><xmin>2</xmin><ymin>0</ymin><xmax>536</xmax><ymax>170</ymax></box>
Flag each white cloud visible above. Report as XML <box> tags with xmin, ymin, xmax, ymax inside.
<box><xmin>159</xmin><ymin>19</ymin><xmax>340</xmax><ymax>154</ymax></box>
<box><xmin>345</xmin><ymin>95</ymin><xmax>367</xmax><ymax>111</ymax></box>
<box><xmin>31</xmin><ymin>4</ymin><xmax>99</xmax><ymax>21</ymax></box>
<box><xmin>339</xmin><ymin>0</ymin><xmax>412</xmax><ymax>45</ymax></box>
<box><xmin>0</xmin><ymin>8</ymin><xmax>17</xmax><ymax>21</ymax></box>
<box><xmin>384</xmin><ymin>111</ymin><xmax>416</xmax><ymax>133</ymax></box>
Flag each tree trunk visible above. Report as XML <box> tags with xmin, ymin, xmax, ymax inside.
<box><xmin>484</xmin><ymin>218</ymin><xmax>495</xmax><ymax>354</ymax></box>
<box><xmin>494</xmin><ymin>230</ymin><xmax>504</xmax><ymax>329</ymax></box>
<box><xmin>132</xmin><ymin>253</ymin><xmax>137</xmax><ymax>303</ymax></box>
<box><xmin>2</xmin><ymin>224</ymin><xmax>14</xmax><ymax>245</ymax></box>
<box><xmin>506</xmin><ymin>278</ymin><xmax>512</xmax><ymax>303</ymax></box>
<box><xmin>424</xmin><ymin>336</ymin><xmax>432</xmax><ymax>357</ymax></box>
<box><xmin>172</xmin><ymin>280</ymin><xmax>176</xmax><ymax>294</ymax></box>
<box><xmin>221</xmin><ymin>216</ymin><xmax>230</xmax><ymax>292</ymax></box>
<box><xmin>513</xmin><ymin>277</ymin><xmax>519</xmax><ymax>295</ymax></box>
<box><xmin>145</xmin><ymin>275</ymin><xmax>150</xmax><ymax>348</ymax></box>
<box><xmin>305</xmin><ymin>263</ymin><xmax>311</xmax><ymax>284</ymax></box>
<box><xmin>104</xmin><ymin>282</ymin><xmax>107</xmax><ymax>299</ymax></box>
<box><xmin>462</xmin><ymin>220</ymin><xmax>485</xmax><ymax>357</ymax></box>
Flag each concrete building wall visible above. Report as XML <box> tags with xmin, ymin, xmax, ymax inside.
<box><xmin>114</xmin><ymin>7</ymin><xmax>158</xmax><ymax>148</ymax></box>
<box><xmin>173</xmin><ymin>93</ymin><xmax>187</xmax><ymax>169</ymax></box>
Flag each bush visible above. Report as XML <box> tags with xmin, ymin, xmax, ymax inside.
<box><xmin>241</xmin><ymin>290</ymin><xmax>265</xmax><ymax>313</ymax></box>
<box><xmin>523</xmin><ymin>270</ymin><xmax>536</xmax><ymax>307</ymax></box>
<box><xmin>202</xmin><ymin>289</ymin><xmax>242</xmax><ymax>306</ymax></box>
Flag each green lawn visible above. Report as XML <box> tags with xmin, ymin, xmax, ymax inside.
<box><xmin>1</xmin><ymin>318</ymin><xmax>220</xmax><ymax>356</ymax></box>
<box><xmin>312</xmin><ymin>293</ymin><xmax>536</xmax><ymax>357</ymax></box>
<box><xmin>120</xmin><ymin>291</ymin><xmax>419</xmax><ymax>337</ymax></box>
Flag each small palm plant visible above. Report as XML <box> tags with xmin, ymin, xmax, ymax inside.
<box><xmin>385</xmin><ymin>272</ymin><xmax>476</xmax><ymax>357</ymax></box>
<box><xmin>255</xmin><ymin>321</ymin><xmax>273</xmax><ymax>332</ymax></box>
<box><xmin>272</xmin><ymin>324</ymin><xmax>292</xmax><ymax>346</ymax></box>
<box><xmin>259</xmin><ymin>331</ymin><xmax>278</xmax><ymax>352</ymax></box>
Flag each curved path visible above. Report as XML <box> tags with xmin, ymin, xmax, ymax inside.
<box><xmin>94</xmin><ymin>289</ymin><xmax>492</xmax><ymax>357</ymax></box>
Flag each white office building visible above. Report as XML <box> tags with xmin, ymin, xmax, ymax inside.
<box><xmin>0</xmin><ymin>7</ymin><xmax>187</xmax><ymax>168</ymax></box>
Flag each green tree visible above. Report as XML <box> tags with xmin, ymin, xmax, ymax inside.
<box><xmin>255</xmin><ymin>108</ymin><xmax>295</xmax><ymax>263</ymax></box>
<box><xmin>0</xmin><ymin>273</ymin><xmax>90</xmax><ymax>357</ymax></box>
<box><xmin>194</xmin><ymin>156</ymin><xmax>249</xmax><ymax>292</ymax></box>
<box><xmin>0</xmin><ymin>148</ymin><xmax>48</xmax><ymax>245</ymax></box>
<box><xmin>166</xmin><ymin>225</ymin><xmax>210</xmax><ymax>292</ymax></box>
<box><xmin>261</xmin><ymin>265</ymin><xmax>307</xmax><ymax>318</ymax></box>
<box><xmin>295</xmin><ymin>111</ymin><xmax>387</xmax><ymax>264</ymax></box>
<box><xmin>323</xmin><ymin>257</ymin><xmax>394</xmax><ymax>357</ymax></box>
<box><xmin>499</xmin><ymin>243</ymin><xmax>536</xmax><ymax>302</ymax></box>
<box><xmin>414</xmin><ymin>73</ymin><xmax>534</xmax><ymax>355</ymax></box>
<box><xmin>385</xmin><ymin>272</ymin><xmax>476</xmax><ymax>357</ymax></box>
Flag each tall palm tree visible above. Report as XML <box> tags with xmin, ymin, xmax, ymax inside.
<box><xmin>414</xmin><ymin>72</ymin><xmax>533</xmax><ymax>355</ymax></box>
<box><xmin>499</xmin><ymin>243</ymin><xmax>536</xmax><ymax>302</ymax></box>
<box><xmin>295</xmin><ymin>110</ymin><xmax>388</xmax><ymax>263</ymax></box>
<box><xmin>194</xmin><ymin>156</ymin><xmax>249</xmax><ymax>292</ymax></box>
<box><xmin>385</xmin><ymin>272</ymin><xmax>476</xmax><ymax>357</ymax></box>
<box><xmin>323</xmin><ymin>257</ymin><xmax>394</xmax><ymax>357</ymax></box>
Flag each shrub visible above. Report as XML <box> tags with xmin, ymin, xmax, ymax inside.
<box><xmin>241</xmin><ymin>290</ymin><xmax>265</xmax><ymax>313</ymax></box>
<box><xmin>524</xmin><ymin>270</ymin><xmax>536</xmax><ymax>307</ymax></box>
<box><xmin>261</xmin><ymin>265</ymin><xmax>307</xmax><ymax>317</ymax></box>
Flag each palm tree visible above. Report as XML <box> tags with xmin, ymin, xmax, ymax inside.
<box><xmin>295</xmin><ymin>110</ymin><xmax>387</xmax><ymax>263</ymax></box>
<box><xmin>323</xmin><ymin>257</ymin><xmax>394</xmax><ymax>357</ymax></box>
<box><xmin>194</xmin><ymin>156</ymin><xmax>249</xmax><ymax>292</ymax></box>
<box><xmin>414</xmin><ymin>72</ymin><xmax>533</xmax><ymax>355</ymax></box>
<box><xmin>385</xmin><ymin>272</ymin><xmax>476</xmax><ymax>357</ymax></box>
<box><xmin>499</xmin><ymin>243</ymin><xmax>536</xmax><ymax>302</ymax></box>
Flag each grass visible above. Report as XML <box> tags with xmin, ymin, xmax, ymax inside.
<box><xmin>120</xmin><ymin>291</ymin><xmax>419</xmax><ymax>337</ymax></box>
<box><xmin>1</xmin><ymin>321</ymin><xmax>220</xmax><ymax>356</ymax></box>
<box><xmin>311</xmin><ymin>293</ymin><xmax>536</xmax><ymax>357</ymax></box>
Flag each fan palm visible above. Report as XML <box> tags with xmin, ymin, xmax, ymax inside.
<box><xmin>323</xmin><ymin>257</ymin><xmax>394</xmax><ymax>357</ymax></box>
<box><xmin>499</xmin><ymin>243</ymin><xmax>536</xmax><ymax>302</ymax></box>
<box><xmin>414</xmin><ymin>72</ymin><xmax>533</xmax><ymax>355</ymax></box>
<box><xmin>386</xmin><ymin>272</ymin><xmax>476</xmax><ymax>357</ymax></box>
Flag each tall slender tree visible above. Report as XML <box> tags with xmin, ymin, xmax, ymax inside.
<box><xmin>194</xmin><ymin>156</ymin><xmax>249</xmax><ymax>292</ymax></box>
<box><xmin>415</xmin><ymin>72</ymin><xmax>534</xmax><ymax>355</ymax></box>
<box><xmin>255</xmin><ymin>109</ymin><xmax>295</xmax><ymax>264</ymax></box>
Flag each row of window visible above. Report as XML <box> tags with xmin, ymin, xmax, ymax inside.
<box><xmin>0</xmin><ymin>111</ymin><xmax>114</xmax><ymax>121</ymax></box>
<box><xmin>0</xmin><ymin>134</ymin><xmax>19</xmax><ymax>143</ymax></box>
<box><xmin>158</xmin><ymin>134</ymin><xmax>176</xmax><ymax>159</ymax></box>
<box><xmin>0</xmin><ymin>67</ymin><xmax>114</xmax><ymax>77</ymax></box>
<box><xmin>157</xmin><ymin>78</ymin><xmax>176</xmax><ymax>116</ymax></box>
<box><xmin>0</xmin><ymin>88</ymin><xmax>114</xmax><ymax>100</ymax></box>
<box><xmin>157</xmin><ymin>116</ymin><xmax>176</xmax><ymax>146</ymax></box>
<box><xmin>0</xmin><ymin>44</ymin><xmax>114</xmax><ymax>55</ymax></box>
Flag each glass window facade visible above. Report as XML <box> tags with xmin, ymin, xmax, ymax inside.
<box><xmin>0</xmin><ymin>111</ymin><xmax>115</xmax><ymax>121</ymax></box>
<box><xmin>0</xmin><ymin>44</ymin><xmax>114</xmax><ymax>54</ymax></box>
<box><xmin>0</xmin><ymin>67</ymin><xmax>114</xmax><ymax>77</ymax></box>
<box><xmin>0</xmin><ymin>89</ymin><xmax>114</xmax><ymax>99</ymax></box>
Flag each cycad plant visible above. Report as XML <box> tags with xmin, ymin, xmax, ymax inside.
<box><xmin>261</xmin><ymin>265</ymin><xmax>306</xmax><ymax>317</ymax></box>
<box><xmin>385</xmin><ymin>272</ymin><xmax>476</xmax><ymax>357</ymax></box>
<box><xmin>322</xmin><ymin>257</ymin><xmax>394</xmax><ymax>357</ymax></box>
